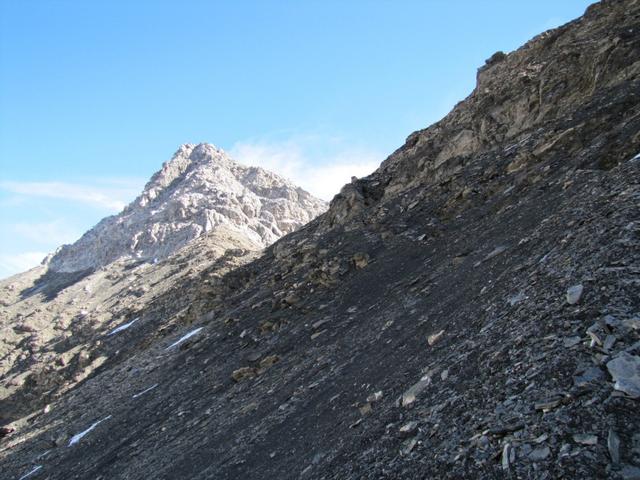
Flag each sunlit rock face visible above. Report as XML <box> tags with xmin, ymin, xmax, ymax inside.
<box><xmin>47</xmin><ymin>143</ymin><xmax>327</xmax><ymax>273</ymax></box>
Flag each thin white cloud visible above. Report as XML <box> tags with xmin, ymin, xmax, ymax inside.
<box><xmin>230</xmin><ymin>134</ymin><xmax>381</xmax><ymax>201</ymax></box>
<box><xmin>0</xmin><ymin>177</ymin><xmax>144</xmax><ymax>279</ymax></box>
<box><xmin>0</xmin><ymin>251</ymin><xmax>48</xmax><ymax>279</ymax></box>
<box><xmin>10</xmin><ymin>220</ymin><xmax>82</xmax><ymax>246</ymax></box>
<box><xmin>0</xmin><ymin>178</ymin><xmax>143</xmax><ymax>212</ymax></box>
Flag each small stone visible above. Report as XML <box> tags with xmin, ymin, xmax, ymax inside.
<box><xmin>573</xmin><ymin>433</ymin><xmax>598</xmax><ymax>445</ymax></box>
<box><xmin>574</xmin><ymin>366</ymin><xmax>605</xmax><ymax>387</ymax></box>
<box><xmin>535</xmin><ymin>398</ymin><xmax>562</xmax><ymax>411</ymax></box>
<box><xmin>231</xmin><ymin>367</ymin><xmax>258</xmax><ymax>382</ymax></box>
<box><xmin>620</xmin><ymin>465</ymin><xmax>640</xmax><ymax>480</ymax></box>
<box><xmin>359</xmin><ymin>403</ymin><xmax>372</xmax><ymax>416</ymax></box>
<box><xmin>400</xmin><ymin>437</ymin><xmax>418</xmax><ymax>456</ymax></box>
<box><xmin>440</xmin><ymin>369</ymin><xmax>449</xmax><ymax>381</ymax></box>
<box><xmin>520</xmin><ymin>443</ymin><xmax>533</xmax><ymax>457</ymax></box>
<box><xmin>474</xmin><ymin>435</ymin><xmax>490</xmax><ymax>449</ymax></box>
<box><xmin>566</xmin><ymin>284</ymin><xmax>584</xmax><ymax>305</ymax></box>
<box><xmin>283</xmin><ymin>294</ymin><xmax>300</xmax><ymax>306</ymax></box>
<box><xmin>0</xmin><ymin>426</ymin><xmax>15</xmax><ymax>438</ymax></box>
<box><xmin>259</xmin><ymin>355</ymin><xmax>279</xmax><ymax>369</ymax></box>
<box><xmin>485</xmin><ymin>246</ymin><xmax>507</xmax><ymax>261</ymax></box>
<box><xmin>367</xmin><ymin>391</ymin><xmax>383</xmax><ymax>403</ymax></box>
<box><xmin>528</xmin><ymin>446</ymin><xmax>551</xmax><ymax>461</ymax></box>
<box><xmin>53</xmin><ymin>433</ymin><xmax>68</xmax><ymax>447</ymax></box>
<box><xmin>502</xmin><ymin>443</ymin><xmax>515</xmax><ymax>470</ymax></box>
<box><xmin>559</xmin><ymin>443</ymin><xmax>571</xmax><ymax>457</ymax></box>
<box><xmin>399</xmin><ymin>421</ymin><xmax>419</xmax><ymax>438</ymax></box>
<box><xmin>310</xmin><ymin>330</ymin><xmax>326</xmax><ymax>340</ymax></box>
<box><xmin>401</xmin><ymin>375</ymin><xmax>431</xmax><ymax>406</ymax></box>
<box><xmin>563</xmin><ymin>336</ymin><xmax>582</xmax><ymax>348</ymax></box>
<box><xmin>624</xmin><ymin>318</ymin><xmax>640</xmax><ymax>331</ymax></box>
<box><xmin>352</xmin><ymin>253</ymin><xmax>370</xmax><ymax>269</ymax></box>
<box><xmin>608</xmin><ymin>429</ymin><xmax>620</xmax><ymax>465</ymax></box>
<box><xmin>607</xmin><ymin>353</ymin><xmax>640</xmax><ymax>398</ymax></box>
<box><xmin>427</xmin><ymin>330</ymin><xmax>445</xmax><ymax>346</ymax></box>
<box><xmin>603</xmin><ymin>335</ymin><xmax>617</xmax><ymax>352</ymax></box>
<box><xmin>488</xmin><ymin>422</ymin><xmax>524</xmax><ymax>436</ymax></box>
<box><xmin>259</xmin><ymin>320</ymin><xmax>275</xmax><ymax>333</ymax></box>
<box><xmin>534</xmin><ymin>434</ymin><xmax>549</xmax><ymax>444</ymax></box>
<box><xmin>312</xmin><ymin>318</ymin><xmax>329</xmax><ymax>329</ymax></box>
<box><xmin>588</xmin><ymin>331</ymin><xmax>603</xmax><ymax>347</ymax></box>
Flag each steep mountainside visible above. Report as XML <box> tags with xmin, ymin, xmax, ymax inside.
<box><xmin>0</xmin><ymin>145</ymin><xmax>326</xmax><ymax>435</ymax></box>
<box><xmin>2</xmin><ymin>1</ymin><xmax>640</xmax><ymax>479</ymax></box>
<box><xmin>48</xmin><ymin>143</ymin><xmax>326</xmax><ymax>273</ymax></box>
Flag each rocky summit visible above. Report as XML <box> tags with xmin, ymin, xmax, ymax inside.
<box><xmin>47</xmin><ymin>142</ymin><xmax>327</xmax><ymax>273</ymax></box>
<box><xmin>1</xmin><ymin>1</ymin><xmax>640</xmax><ymax>479</ymax></box>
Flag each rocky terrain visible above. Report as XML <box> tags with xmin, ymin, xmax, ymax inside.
<box><xmin>1</xmin><ymin>1</ymin><xmax>640</xmax><ymax>479</ymax></box>
<box><xmin>0</xmin><ymin>146</ymin><xmax>325</xmax><ymax>436</ymax></box>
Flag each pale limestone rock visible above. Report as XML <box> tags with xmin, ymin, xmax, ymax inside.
<box><xmin>47</xmin><ymin>143</ymin><xmax>327</xmax><ymax>273</ymax></box>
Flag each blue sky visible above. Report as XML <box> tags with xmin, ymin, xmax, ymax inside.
<box><xmin>0</xmin><ymin>0</ymin><xmax>594</xmax><ymax>278</ymax></box>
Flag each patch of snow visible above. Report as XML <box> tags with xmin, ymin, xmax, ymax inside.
<box><xmin>132</xmin><ymin>383</ymin><xmax>159</xmax><ymax>399</ymax></box>
<box><xmin>35</xmin><ymin>450</ymin><xmax>51</xmax><ymax>460</ymax></box>
<box><xmin>106</xmin><ymin>317</ymin><xmax>139</xmax><ymax>336</ymax></box>
<box><xmin>165</xmin><ymin>327</ymin><xmax>204</xmax><ymax>350</ymax></box>
<box><xmin>68</xmin><ymin>415</ymin><xmax>112</xmax><ymax>447</ymax></box>
<box><xmin>508</xmin><ymin>292</ymin><xmax>526</xmax><ymax>306</ymax></box>
<box><xmin>18</xmin><ymin>465</ymin><xmax>42</xmax><ymax>480</ymax></box>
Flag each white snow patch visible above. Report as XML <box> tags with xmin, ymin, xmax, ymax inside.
<box><xmin>18</xmin><ymin>465</ymin><xmax>42</xmax><ymax>480</ymax></box>
<box><xmin>165</xmin><ymin>327</ymin><xmax>204</xmax><ymax>350</ymax></box>
<box><xmin>132</xmin><ymin>383</ymin><xmax>159</xmax><ymax>399</ymax></box>
<box><xmin>35</xmin><ymin>450</ymin><xmax>51</xmax><ymax>460</ymax></box>
<box><xmin>68</xmin><ymin>415</ymin><xmax>112</xmax><ymax>447</ymax></box>
<box><xmin>106</xmin><ymin>317</ymin><xmax>139</xmax><ymax>336</ymax></box>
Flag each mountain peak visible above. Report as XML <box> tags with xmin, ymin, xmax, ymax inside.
<box><xmin>47</xmin><ymin>144</ymin><xmax>327</xmax><ymax>273</ymax></box>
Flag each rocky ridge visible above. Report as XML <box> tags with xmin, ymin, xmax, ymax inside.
<box><xmin>1</xmin><ymin>1</ymin><xmax>640</xmax><ymax>479</ymax></box>
<box><xmin>48</xmin><ymin>143</ymin><xmax>327</xmax><ymax>273</ymax></box>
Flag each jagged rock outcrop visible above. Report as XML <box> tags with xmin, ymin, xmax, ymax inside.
<box><xmin>325</xmin><ymin>0</ymin><xmax>639</xmax><ymax>228</ymax></box>
<box><xmin>48</xmin><ymin>143</ymin><xmax>327</xmax><ymax>273</ymax></box>
<box><xmin>1</xmin><ymin>1</ymin><xmax>639</xmax><ymax>480</ymax></box>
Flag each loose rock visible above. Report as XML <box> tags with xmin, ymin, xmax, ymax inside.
<box><xmin>566</xmin><ymin>284</ymin><xmax>584</xmax><ymax>305</ymax></box>
<box><xmin>232</xmin><ymin>367</ymin><xmax>258</xmax><ymax>382</ymax></box>
<box><xmin>608</xmin><ymin>429</ymin><xmax>621</xmax><ymax>465</ymax></box>
<box><xmin>573</xmin><ymin>434</ymin><xmax>598</xmax><ymax>446</ymax></box>
<box><xmin>607</xmin><ymin>353</ymin><xmax>640</xmax><ymax>398</ymax></box>
<box><xmin>529</xmin><ymin>446</ymin><xmax>551</xmax><ymax>461</ymax></box>
<box><xmin>427</xmin><ymin>330</ymin><xmax>445</xmax><ymax>346</ymax></box>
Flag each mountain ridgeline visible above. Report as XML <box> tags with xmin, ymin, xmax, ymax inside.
<box><xmin>1</xmin><ymin>1</ymin><xmax>640</xmax><ymax>479</ymax></box>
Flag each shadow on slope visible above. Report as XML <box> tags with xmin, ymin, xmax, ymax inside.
<box><xmin>20</xmin><ymin>269</ymin><xmax>94</xmax><ymax>302</ymax></box>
